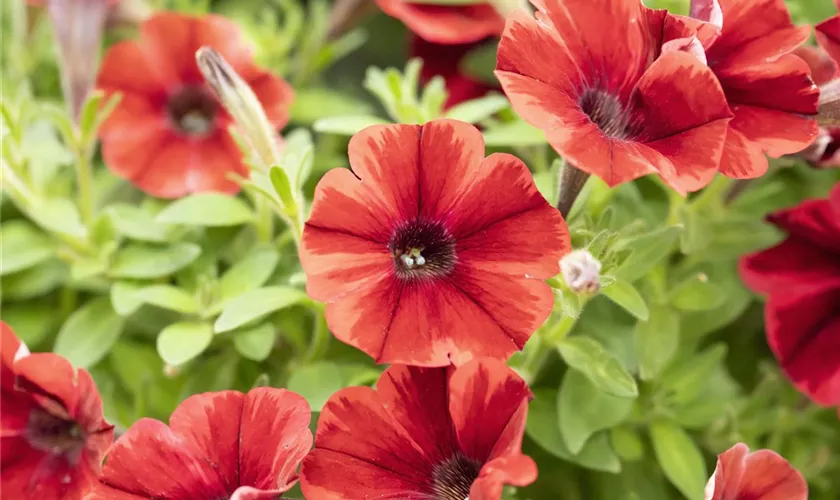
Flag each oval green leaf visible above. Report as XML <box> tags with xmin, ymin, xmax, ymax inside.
<box><xmin>601</xmin><ymin>278</ymin><xmax>649</xmax><ymax>321</ymax></box>
<box><xmin>635</xmin><ymin>305</ymin><xmax>680</xmax><ymax>381</ymax></box>
<box><xmin>232</xmin><ymin>323</ymin><xmax>276</xmax><ymax>362</ymax></box>
<box><xmin>54</xmin><ymin>297</ymin><xmax>125</xmax><ymax>368</ymax></box>
<box><xmin>558</xmin><ymin>370</ymin><xmax>634</xmax><ymax>454</ymax></box>
<box><xmin>156</xmin><ymin>193</ymin><xmax>254</xmax><ymax>227</ymax></box>
<box><xmin>214</xmin><ymin>286</ymin><xmax>308</xmax><ymax>333</ymax></box>
<box><xmin>109</xmin><ymin>243</ymin><xmax>201</xmax><ymax>279</ymax></box>
<box><xmin>156</xmin><ymin>321</ymin><xmax>213</xmax><ymax>366</ymax></box>
<box><xmin>650</xmin><ymin>421</ymin><xmax>707</xmax><ymax>500</ymax></box>
<box><xmin>0</xmin><ymin>221</ymin><xmax>54</xmax><ymax>276</ymax></box>
<box><xmin>557</xmin><ymin>336</ymin><xmax>638</xmax><ymax>398</ymax></box>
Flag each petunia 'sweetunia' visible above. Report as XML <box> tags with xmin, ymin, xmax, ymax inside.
<box><xmin>86</xmin><ymin>388</ymin><xmax>312</xmax><ymax>499</ymax></box>
<box><xmin>96</xmin><ymin>12</ymin><xmax>293</xmax><ymax>198</ymax></box>
<box><xmin>496</xmin><ymin>0</ymin><xmax>733</xmax><ymax>194</ymax></box>
<box><xmin>375</xmin><ymin>0</ymin><xmax>504</xmax><ymax>44</ymax></box>
<box><xmin>0</xmin><ymin>322</ymin><xmax>114</xmax><ymax>500</ymax></box>
<box><xmin>300</xmin><ymin>119</ymin><xmax>570</xmax><ymax>367</ymax></box>
<box><xmin>704</xmin><ymin>443</ymin><xmax>807</xmax><ymax>500</ymax></box>
<box><xmin>688</xmin><ymin>0</ymin><xmax>819</xmax><ymax>179</ymax></box>
<box><xmin>300</xmin><ymin>358</ymin><xmax>537</xmax><ymax>500</ymax></box>
<box><xmin>739</xmin><ymin>184</ymin><xmax>840</xmax><ymax>409</ymax></box>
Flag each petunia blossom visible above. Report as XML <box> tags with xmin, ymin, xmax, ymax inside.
<box><xmin>86</xmin><ymin>388</ymin><xmax>312</xmax><ymax>499</ymax></box>
<box><xmin>299</xmin><ymin>119</ymin><xmax>570</xmax><ymax>367</ymax></box>
<box><xmin>791</xmin><ymin>43</ymin><xmax>840</xmax><ymax>167</ymax></box>
<box><xmin>411</xmin><ymin>35</ymin><xmax>496</xmax><ymax>109</ymax></box>
<box><xmin>739</xmin><ymin>184</ymin><xmax>840</xmax><ymax>409</ymax></box>
<box><xmin>300</xmin><ymin>358</ymin><xmax>537</xmax><ymax>500</ymax></box>
<box><xmin>687</xmin><ymin>0</ymin><xmax>819</xmax><ymax>178</ymax></box>
<box><xmin>0</xmin><ymin>322</ymin><xmax>114</xmax><ymax>499</ymax></box>
<box><xmin>704</xmin><ymin>443</ymin><xmax>807</xmax><ymax>500</ymax></box>
<box><xmin>96</xmin><ymin>12</ymin><xmax>294</xmax><ymax>198</ymax></box>
<box><xmin>375</xmin><ymin>0</ymin><xmax>504</xmax><ymax>44</ymax></box>
<box><xmin>496</xmin><ymin>0</ymin><xmax>733</xmax><ymax>194</ymax></box>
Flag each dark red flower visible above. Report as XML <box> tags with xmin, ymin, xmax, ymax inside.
<box><xmin>412</xmin><ymin>35</ymin><xmax>496</xmax><ymax>109</ymax></box>
<box><xmin>704</xmin><ymin>443</ymin><xmax>807</xmax><ymax>500</ymax></box>
<box><xmin>299</xmin><ymin>119</ymin><xmax>570</xmax><ymax>366</ymax></box>
<box><xmin>739</xmin><ymin>184</ymin><xmax>840</xmax><ymax>408</ymax></box>
<box><xmin>300</xmin><ymin>358</ymin><xmax>537</xmax><ymax>500</ymax></box>
<box><xmin>0</xmin><ymin>322</ymin><xmax>114</xmax><ymax>500</ymax></box>
<box><xmin>817</xmin><ymin>9</ymin><xmax>840</xmax><ymax>70</ymax></box>
<box><xmin>375</xmin><ymin>0</ymin><xmax>504</xmax><ymax>44</ymax></box>
<box><xmin>688</xmin><ymin>0</ymin><xmax>819</xmax><ymax>178</ymax></box>
<box><xmin>96</xmin><ymin>12</ymin><xmax>293</xmax><ymax>198</ymax></box>
<box><xmin>87</xmin><ymin>388</ymin><xmax>312</xmax><ymax>499</ymax></box>
<box><xmin>496</xmin><ymin>0</ymin><xmax>733</xmax><ymax>194</ymax></box>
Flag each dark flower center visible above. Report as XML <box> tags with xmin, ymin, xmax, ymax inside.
<box><xmin>579</xmin><ymin>89</ymin><xmax>632</xmax><ymax>139</ymax></box>
<box><xmin>431</xmin><ymin>453</ymin><xmax>482</xmax><ymax>500</ymax></box>
<box><xmin>167</xmin><ymin>85</ymin><xmax>218</xmax><ymax>136</ymax></box>
<box><xmin>26</xmin><ymin>409</ymin><xmax>85</xmax><ymax>461</ymax></box>
<box><xmin>389</xmin><ymin>219</ymin><xmax>457</xmax><ymax>281</ymax></box>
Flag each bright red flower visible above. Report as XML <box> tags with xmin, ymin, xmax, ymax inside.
<box><xmin>96</xmin><ymin>12</ymin><xmax>293</xmax><ymax>198</ymax></box>
<box><xmin>496</xmin><ymin>0</ymin><xmax>733</xmax><ymax>194</ymax></box>
<box><xmin>375</xmin><ymin>0</ymin><xmax>504</xmax><ymax>44</ymax></box>
<box><xmin>300</xmin><ymin>358</ymin><xmax>537</xmax><ymax>500</ymax></box>
<box><xmin>299</xmin><ymin>119</ymin><xmax>570</xmax><ymax>367</ymax></box>
<box><xmin>0</xmin><ymin>322</ymin><xmax>114</xmax><ymax>500</ymax></box>
<box><xmin>739</xmin><ymin>185</ymin><xmax>840</xmax><ymax>408</ymax></box>
<box><xmin>87</xmin><ymin>388</ymin><xmax>312</xmax><ymax>499</ymax></box>
<box><xmin>704</xmin><ymin>443</ymin><xmax>807</xmax><ymax>500</ymax></box>
<box><xmin>688</xmin><ymin>0</ymin><xmax>819</xmax><ymax>178</ymax></box>
<box><xmin>411</xmin><ymin>36</ymin><xmax>496</xmax><ymax>109</ymax></box>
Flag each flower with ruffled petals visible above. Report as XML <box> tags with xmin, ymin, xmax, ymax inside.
<box><xmin>704</xmin><ymin>443</ymin><xmax>807</xmax><ymax>500</ymax></box>
<box><xmin>87</xmin><ymin>388</ymin><xmax>312</xmax><ymax>499</ymax></box>
<box><xmin>412</xmin><ymin>36</ymin><xmax>496</xmax><ymax>108</ymax></box>
<box><xmin>96</xmin><ymin>12</ymin><xmax>293</xmax><ymax>198</ymax></box>
<box><xmin>0</xmin><ymin>322</ymin><xmax>114</xmax><ymax>499</ymax></box>
<box><xmin>687</xmin><ymin>0</ymin><xmax>819</xmax><ymax>178</ymax></box>
<box><xmin>301</xmin><ymin>358</ymin><xmax>536</xmax><ymax>500</ymax></box>
<box><xmin>376</xmin><ymin>0</ymin><xmax>504</xmax><ymax>44</ymax></box>
<box><xmin>739</xmin><ymin>184</ymin><xmax>840</xmax><ymax>409</ymax></box>
<box><xmin>496</xmin><ymin>0</ymin><xmax>733</xmax><ymax>194</ymax></box>
<box><xmin>300</xmin><ymin>119</ymin><xmax>570</xmax><ymax>366</ymax></box>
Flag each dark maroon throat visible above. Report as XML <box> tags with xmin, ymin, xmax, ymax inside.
<box><xmin>390</xmin><ymin>218</ymin><xmax>457</xmax><ymax>281</ymax></box>
<box><xmin>26</xmin><ymin>408</ymin><xmax>86</xmax><ymax>461</ymax></box>
<box><xmin>431</xmin><ymin>453</ymin><xmax>482</xmax><ymax>500</ymax></box>
<box><xmin>167</xmin><ymin>85</ymin><xmax>219</xmax><ymax>136</ymax></box>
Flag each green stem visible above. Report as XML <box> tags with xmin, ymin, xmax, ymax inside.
<box><xmin>74</xmin><ymin>152</ymin><xmax>95</xmax><ymax>226</ymax></box>
<box><xmin>254</xmin><ymin>196</ymin><xmax>275</xmax><ymax>244</ymax></box>
<box><xmin>302</xmin><ymin>303</ymin><xmax>329</xmax><ymax>362</ymax></box>
<box><xmin>518</xmin><ymin>313</ymin><xmax>578</xmax><ymax>384</ymax></box>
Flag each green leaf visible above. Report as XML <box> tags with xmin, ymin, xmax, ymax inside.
<box><xmin>557</xmin><ymin>336</ymin><xmax>638</xmax><ymax>398</ymax></box>
<box><xmin>601</xmin><ymin>279</ymin><xmax>649</xmax><ymax>321</ymax></box>
<box><xmin>614</xmin><ymin>226</ymin><xmax>681</xmax><ymax>282</ymax></box>
<box><xmin>1</xmin><ymin>259</ymin><xmax>66</xmax><ymax>300</ymax></box>
<box><xmin>290</xmin><ymin>88</ymin><xmax>374</xmax><ymax>124</ymax></box>
<box><xmin>1</xmin><ymin>303</ymin><xmax>57</xmax><ymax>347</ymax></box>
<box><xmin>109</xmin><ymin>243</ymin><xmax>201</xmax><ymax>279</ymax></box>
<box><xmin>136</xmin><ymin>285</ymin><xmax>199</xmax><ymax>314</ymax></box>
<box><xmin>232</xmin><ymin>322</ymin><xmax>276</xmax><ymax>361</ymax></box>
<box><xmin>269</xmin><ymin>166</ymin><xmax>298</xmax><ymax>214</ymax></box>
<box><xmin>280</xmin><ymin>128</ymin><xmax>315</xmax><ymax>191</ymax></box>
<box><xmin>659</xmin><ymin>344</ymin><xmax>728</xmax><ymax>406</ymax></box>
<box><xmin>214</xmin><ymin>286</ymin><xmax>308</xmax><ymax>333</ymax></box>
<box><xmin>109</xmin><ymin>340</ymin><xmax>163</xmax><ymax>394</ymax></box>
<box><xmin>215</xmin><ymin>247</ymin><xmax>280</xmax><ymax>304</ymax></box>
<box><xmin>286</xmin><ymin>361</ymin><xmax>345</xmax><ymax>411</ymax></box>
<box><xmin>677</xmin><ymin>205</ymin><xmax>712</xmax><ymax>255</ymax></box>
<box><xmin>669</xmin><ymin>274</ymin><xmax>725</xmax><ymax>312</ymax></box>
<box><xmin>635</xmin><ymin>305</ymin><xmax>680</xmax><ymax>381</ymax></box>
<box><xmin>482</xmin><ymin>119</ymin><xmax>547</xmax><ymax>147</ymax></box>
<box><xmin>110</xmin><ymin>281</ymin><xmax>144</xmax><ymax>316</ymax></box>
<box><xmin>649</xmin><ymin>421</ymin><xmax>707</xmax><ymax>500</ymax></box>
<box><xmin>313</xmin><ymin>115</ymin><xmax>390</xmax><ymax>135</ymax></box>
<box><xmin>0</xmin><ymin>220</ymin><xmax>54</xmax><ymax>275</ymax></box>
<box><xmin>54</xmin><ymin>298</ymin><xmax>125</xmax><ymax>368</ymax></box>
<box><xmin>526</xmin><ymin>389</ymin><xmax>622</xmax><ymax>473</ymax></box>
<box><xmin>31</xmin><ymin>198</ymin><xmax>87</xmax><ymax>238</ymax></box>
<box><xmin>107</xmin><ymin>204</ymin><xmax>168</xmax><ymax>242</ymax></box>
<box><xmin>610</xmin><ymin>426</ymin><xmax>644</xmax><ymax>462</ymax></box>
<box><xmin>443</xmin><ymin>94</ymin><xmax>509</xmax><ymax>123</ymax></box>
<box><xmin>156</xmin><ymin>321</ymin><xmax>213</xmax><ymax>366</ymax></box>
<box><xmin>558</xmin><ymin>370</ymin><xmax>634</xmax><ymax>454</ymax></box>
<box><xmin>156</xmin><ymin>194</ymin><xmax>254</xmax><ymax>227</ymax></box>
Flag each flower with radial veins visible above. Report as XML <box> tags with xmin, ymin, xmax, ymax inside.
<box><xmin>0</xmin><ymin>322</ymin><xmax>114</xmax><ymax>499</ymax></box>
<box><xmin>96</xmin><ymin>12</ymin><xmax>293</xmax><ymax>198</ymax></box>
<box><xmin>375</xmin><ymin>0</ymin><xmax>504</xmax><ymax>44</ymax></box>
<box><xmin>496</xmin><ymin>0</ymin><xmax>733</xmax><ymax>194</ymax></box>
<box><xmin>300</xmin><ymin>119</ymin><xmax>570</xmax><ymax>367</ymax></box>
<box><xmin>86</xmin><ymin>388</ymin><xmax>312</xmax><ymax>499</ymax></box>
<box><xmin>412</xmin><ymin>36</ymin><xmax>497</xmax><ymax>109</ymax></box>
<box><xmin>686</xmin><ymin>0</ymin><xmax>819</xmax><ymax>178</ymax></box>
<box><xmin>739</xmin><ymin>184</ymin><xmax>840</xmax><ymax>410</ymax></box>
<box><xmin>301</xmin><ymin>358</ymin><xmax>536</xmax><ymax>500</ymax></box>
<box><xmin>704</xmin><ymin>443</ymin><xmax>807</xmax><ymax>500</ymax></box>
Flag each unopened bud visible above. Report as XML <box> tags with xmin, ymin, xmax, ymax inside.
<box><xmin>560</xmin><ymin>249</ymin><xmax>602</xmax><ymax>295</ymax></box>
<box><xmin>195</xmin><ymin>47</ymin><xmax>280</xmax><ymax>169</ymax></box>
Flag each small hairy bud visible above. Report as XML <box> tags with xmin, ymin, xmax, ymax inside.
<box><xmin>560</xmin><ymin>249</ymin><xmax>602</xmax><ymax>295</ymax></box>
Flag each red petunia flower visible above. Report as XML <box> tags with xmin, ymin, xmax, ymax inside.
<box><xmin>96</xmin><ymin>12</ymin><xmax>293</xmax><ymax>198</ymax></box>
<box><xmin>739</xmin><ymin>184</ymin><xmax>840</xmax><ymax>409</ymax></box>
<box><xmin>688</xmin><ymin>0</ymin><xmax>819</xmax><ymax>178</ymax></box>
<box><xmin>375</xmin><ymin>0</ymin><xmax>504</xmax><ymax>44</ymax></box>
<box><xmin>791</xmin><ymin>44</ymin><xmax>840</xmax><ymax>168</ymax></box>
<box><xmin>704</xmin><ymin>443</ymin><xmax>808</xmax><ymax>500</ymax></box>
<box><xmin>411</xmin><ymin>35</ymin><xmax>497</xmax><ymax>109</ymax></box>
<box><xmin>86</xmin><ymin>388</ymin><xmax>312</xmax><ymax>499</ymax></box>
<box><xmin>300</xmin><ymin>358</ymin><xmax>537</xmax><ymax>500</ymax></box>
<box><xmin>0</xmin><ymin>322</ymin><xmax>114</xmax><ymax>499</ymax></box>
<box><xmin>299</xmin><ymin>119</ymin><xmax>570</xmax><ymax>367</ymax></box>
<box><xmin>496</xmin><ymin>0</ymin><xmax>733</xmax><ymax>194</ymax></box>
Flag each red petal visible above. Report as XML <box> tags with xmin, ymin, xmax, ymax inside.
<box><xmin>793</xmin><ymin>44</ymin><xmax>838</xmax><ymax>86</ymax></box>
<box><xmin>99</xmin><ymin>123</ymin><xmax>173</xmax><ymax>190</ymax></box>
<box><xmin>301</xmin><ymin>449</ymin><xmax>427</xmax><ymax>500</ymax></box>
<box><xmin>767</xmin><ymin>197</ymin><xmax>840</xmax><ymax>254</ymax></box>
<box><xmin>817</xmin><ymin>15</ymin><xmax>840</xmax><ymax>69</ymax></box>
<box><xmin>739</xmin><ymin>237</ymin><xmax>840</xmax><ymax>295</ymax></box>
<box><xmin>738</xmin><ymin>449</ymin><xmax>808</xmax><ymax>500</ymax></box>
<box><xmin>181</xmin><ymin>132</ymin><xmax>245</xmax><ymax>195</ymax></box>
<box><xmin>96</xmin><ymin>40</ymin><xmax>173</xmax><ymax>97</ymax></box>
<box><xmin>374</xmin><ymin>0</ymin><xmax>504</xmax><ymax>44</ymax></box>
<box><xmin>717</xmin><ymin>127</ymin><xmax>770</xmax><ymax>179</ymax></box>
<box><xmin>248</xmin><ymin>71</ymin><xmax>294</xmax><ymax>129</ymax></box>
<box><xmin>1</xmin><ymin>322</ymin><xmax>27</xmax><ymax>391</ymax></box>
<box><xmin>129</xmin><ymin>139</ymin><xmax>193</xmax><ymax>198</ymax></box>
<box><xmin>707</xmin><ymin>442</ymin><xmax>749</xmax><ymax>499</ymax></box>
<box><xmin>448</xmin><ymin>359</ymin><xmax>532</xmax><ymax>464</ymax></box>
<box><xmin>470</xmin><ymin>454</ymin><xmax>538</xmax><ymax>500</ymax></box>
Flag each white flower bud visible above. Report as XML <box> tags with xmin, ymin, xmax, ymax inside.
<box><xmin>560</xmin><ymin>249</ymin><xmax>602</xmax><ymax>295</ymax></box>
